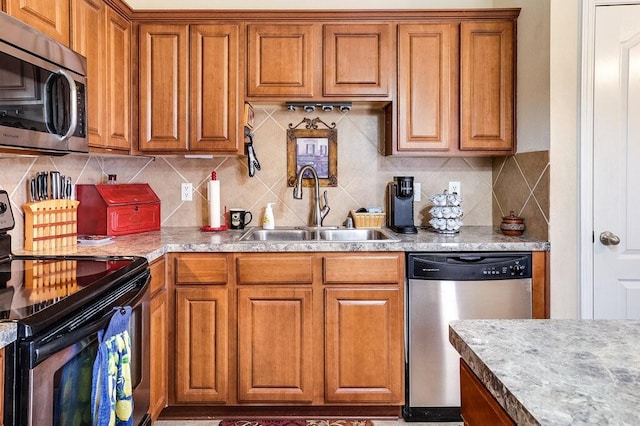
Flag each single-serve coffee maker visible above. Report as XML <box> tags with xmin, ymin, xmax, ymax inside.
<box><xmin>387</xmin><ymin>176</ymin><xmax>418</xmax><ymax>234</ymax></box>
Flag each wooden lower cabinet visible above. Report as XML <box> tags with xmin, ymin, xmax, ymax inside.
<box><xmin>237</xmin><ymin>287</ymin><xmax>314</xmax><ymax>403</ymax></box>
<box><xmin>149</xmin><ymin>257</ymin><xmax>168</xmax><ymax>420</ymax></box>
<box><xmin>324</xmin><ymin>288</ymin><xmax>403</xmax><ymax>403</ymax></box>
<box><xmin>460</xmin><ymin>360</ymin><xmax>515</xmax><ymax>425</ymax></box>
<box><xmin>168</xmin><ymin>252</ymin><xmax>405</xmax><ymax>410</ymax></box>
<box><xmin>174</xmin><ymin>286</ymin><xmax>229</xmax><ymax>403</ymax></box>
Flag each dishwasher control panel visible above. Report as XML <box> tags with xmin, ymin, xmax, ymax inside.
<box><xmin>408</xmin><ymin>252</ymin><xmax>532</xmax><ymax>281</ymax></box>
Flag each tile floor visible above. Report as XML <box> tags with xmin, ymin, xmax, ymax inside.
<box><xmin>156</xmin><ymin>421</ymin><xmax>461</xmax><ymax>426</ymax></box>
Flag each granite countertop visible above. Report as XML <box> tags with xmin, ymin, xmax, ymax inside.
<box><xmin>0</xmin><ymin>323</ymin><xmax>17</xmax><ymax>349</ymax></box>
<box><xmin>14</xmin><ymin>226</ymin><xmax>549</xmax><ymax>262</ymax></box>
<box><xmin>449</xmin><ymin>319</ymin><xmax>640</xmax><ymax>426</ymax></box>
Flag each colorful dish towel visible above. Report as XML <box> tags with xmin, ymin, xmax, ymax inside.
<box><xmin>92</xmin><ymin>306</ymin><xmax>134</xmax><ymax>426</ymax></box>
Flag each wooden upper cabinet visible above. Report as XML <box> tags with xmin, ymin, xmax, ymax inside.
<box><xmin>71</xmin><ymin>0</ymin><xmax>105</xmax><ymax>148</ymax></box>
<box><xmin>460</xmin><ymin>21</ymin><xmax>515</xmax><ymax>152</ymax></box>
<box><xmin>6</xmin><ymin>0</ymin><xmax>70</xmax><ymax>45</ymax></box>
<box><xmin>139</xmin><ymin>24</ymin><xmax>189</xmax><ymax>152</ymax></box>
<box><xmin>323</xmin><ymin>23</ymin><xmax>393</xmax><ymax>98</ymax></box>
<box><xmin>190</xmin><ymin>24</ymin><xmax>239</xmax><ymax>152</ymax></box>
<box><xmin>72</xmin><ymin>0</ymin><xmax>130</xmax><ymax>152</ymax></box>
<box><xmin>138</xmin><ymin>23</ymin><xmax>240</xmax><ymax>154</ymax></box>
<box><xmin>105</xmin><ymin>8</ymin><xmax>130</xmax><ymax>151</ymax></box>
<box><xmin>396</xmin><ymin>23</ymin><xmax>458</xmax><ymax>153</ymax></box>
<box><xmin>246</xmin><ymin>23</ymin><xmax>317</xmax><ymax>97</ymax></box>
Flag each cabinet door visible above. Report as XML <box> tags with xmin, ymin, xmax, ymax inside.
<box><xmin>396</xmin><ymin>23</ymin><xmax>458</xmax><ymax>152</ymax></box>
<box><xmin>139</xmin><ymin>24</ymin><xmax>189</xmax><ymax>151</ymax></box>
<box><xmin>71</xmin><ymin>0</ymin><xmax>105</xmax><ymax>149</ymax></box>
<box><xmin>190</xmin><ymin>24</ymin><xmax>239</xmax><ymax>152</ymax></box>
<box><xmin>247</xmin><ymin>24</ymin><xmax>316</xmax><ymax>97</ymax></box>
<box><xmin>237</xmin><ymin>287</ymin><xmax>314</xmax><ymax>402</ymax></box>
<box><xmin>175</xmin><ymin>287</ymin><xmax>229</xmax><ymax>403</ymax></box>
<box><xmin>460</xmin><ymin>360</ymin><xmax>515</xmax><ymax>425</ymax></box>
<box><xmin>460</xmin><ymin>21</ymin><xmax>515</xmax><ymax>152</ymax></box>
<box><xmin>324</xmin><ymin>288</ymin><xmax>403</xmax><ymax>403</ymax></box>
<box><xmin>150</xmin><ymin>289</ymin><xmax>167</xmax><ymax>419</ymax></box>
<box><xmin>323</xmin><ymin>23</ymin><xmax>393</xmax><ymax>97</ymax></box>
<box><xmin>105</xmin><ymin>8</ymin><xmax>130</xmax><ymax>151</ymax></box>
<box><xmin>6</xmin><ymin>0</ymin><xmax>70</xmax><ymax>45</ymax></box>
<box><xmin>149</xmin><ymin>258</ymin><xmax>166</xmax><ymax>420</ymax></box>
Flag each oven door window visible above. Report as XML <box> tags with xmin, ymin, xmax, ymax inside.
<box><xmin>53</xmin><ymin>337</ymin><xmax>97</xmax><ymax>426</ymax></box>
<box><xmin>31</xmin><ymin>306</ymin><xmax>144</xmax><ymax>425</ymax></box>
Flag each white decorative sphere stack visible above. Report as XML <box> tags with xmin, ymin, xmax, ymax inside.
<box><xmin>428</xmin><ymin>190</ymin><xmax>463</xmax><ymax>233</ymax></box>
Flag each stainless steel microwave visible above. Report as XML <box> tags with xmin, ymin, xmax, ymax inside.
<box><xmin>0</xmin><ymin>12</ymin><xmax>88</xmax><ymax>155</ymax></box>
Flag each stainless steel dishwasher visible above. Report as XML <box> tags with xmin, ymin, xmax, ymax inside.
<box><xmin>404</xmin><ymin>252</ymin><xmax>532</xmax><ymax>422</ymax></box>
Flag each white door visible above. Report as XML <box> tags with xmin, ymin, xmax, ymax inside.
<box><xmin>593</xmin><ymin>4</ymin><xmax>640</xmax><ymax>319</ymax></box>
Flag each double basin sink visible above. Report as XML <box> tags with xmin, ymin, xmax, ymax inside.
<box><xmin>239</xmin><ymin>227</ymin><xmax>399</xmax><ymax>242</ymax></box>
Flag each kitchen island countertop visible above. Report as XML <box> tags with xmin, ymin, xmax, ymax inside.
<box><xmin>449</xmin><ymin>319</ymin><xmax>640</xmax><ymax>425</ymax></box>
<box><xmin>0</xmin><ymin>323</ymin><xmax>17</xmax><ymax>349</ymax></box>
<box><xmin>14</xmin><ymin>226</ymin><xmax>549</xmax><ymax>262</ymax></box>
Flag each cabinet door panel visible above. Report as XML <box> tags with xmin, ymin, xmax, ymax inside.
<box><xmin>150</xmin><ymin>290</ymin><xmax>167</xmax><ymax>420</ymax></box>
<box><xmin>460</xmin><ymin>21</ymin><xmax>514</xmax><ymax>151</ymax></box>
<box><xmin>175</xmin><ymin>287</ymin><xmax>228</xmax><ymax>403</ymax></box>
<box><xmin>323</xmin><ymin>24</ymin><xmax>393</xmax><ymax>97</ymax></box>
<box><xmin>105</xmin><ymin>8</ymin><xmax>130</xmax><ymax>150</ymax></box>
<box><xmin>325</xmin><ymin>288</ymin><xmax>403</xmax><ymax>403</ymax></box>
<box><xmin>397</xmin><ymin>23</ymin><xmax>458</xmax><ymax>152</ymax></box>
<box><xmin>247</xmin><ymin>24</ymin><xmax>315</xmax><ymax>97</ymax></box>
<box><xmin>237</xmin><ymin>287</ymin><xmax>314</xmax><ymax>402</ymax></box>
<box><xmin>190</xmin><ymin>24</ymin><xmax>239</xmax><ymax>152</ymax></box>
<box><xmin>71</xmin><ymin>0</ymin><xmax>105</xmax><ymax>148</ymax></box>
<box><xmin>139</xmin><ymin>24</ymin><xmax>188</xmax><ymax>151</ymax></box>
<box><xmin>6</xmin><ymin>0</ymin><xmax>69</xmax><ymax>45</ymax></box>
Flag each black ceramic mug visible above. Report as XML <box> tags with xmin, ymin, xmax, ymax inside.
<box><xmin>229</xmin><ymin>208</ymin><xmax>253</xmax><ymax>229</ymax></box>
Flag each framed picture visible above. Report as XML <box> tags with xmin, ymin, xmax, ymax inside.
<box><xmin>287</xmin><ymin>118</ymin><xmax>337</xmax><ymax>187</ymax></box>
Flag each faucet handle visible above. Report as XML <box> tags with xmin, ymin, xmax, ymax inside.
<box><xmin>320</xmin><ymin>190</ymin><xmax>330</xmax><ymax>224</ymax></box>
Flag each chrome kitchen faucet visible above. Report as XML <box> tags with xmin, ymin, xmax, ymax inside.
<box><xmin>293</xmin><ymin>164</ymin><xmax>330</xmax><ymax>227</ymax></box>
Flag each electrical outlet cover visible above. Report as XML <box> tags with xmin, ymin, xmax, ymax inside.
<box><xmin>448</xmin><ymin>181</ymin><xmax>461</xmax><ymax>195</ymax></box>
<box><xmin>181</xmin><ymin>182</ymin><xmax>193</xmax><ymax>201</ymax></box>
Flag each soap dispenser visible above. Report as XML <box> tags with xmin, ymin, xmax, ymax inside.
<box><xmin>262</xmin><ymin>203</ymin><xmax>275</xmax><ymax>229</ymax></box>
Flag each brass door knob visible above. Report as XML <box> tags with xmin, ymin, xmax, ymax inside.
<box><xmin>599</xmin><ymin>231</ymin><xmax>620</xmax><ymax>246</ymax></box>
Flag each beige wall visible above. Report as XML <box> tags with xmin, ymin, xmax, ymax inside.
<box><xmin>495</xmin><ymin>0</ymin><xmax>550</xmax><ymax>153</ymax></box>
<box><xmin>549</xmin><ymin>1</ymin><xmax>580</xmax><ymax>319</ymax></box>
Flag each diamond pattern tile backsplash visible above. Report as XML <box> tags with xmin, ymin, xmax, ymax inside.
<box><xmin>0</xmin><ymin>106</ymin><xmax>549</xmax><ymax>250</ymax></box>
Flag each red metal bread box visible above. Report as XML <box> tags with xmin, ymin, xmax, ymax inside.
<box><xmin>76</xmin><ymin>184</ymin><xmax>161</xmax><ymax>236</ymax></box>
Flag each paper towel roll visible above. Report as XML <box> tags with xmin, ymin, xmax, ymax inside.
<box><xmin>208</xmin><ymin>180</ymin><xmax>221</xmax><ymax>228</ymax></box>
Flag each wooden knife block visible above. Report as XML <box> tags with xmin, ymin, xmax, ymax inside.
<box><xmin>22</xmin><ymin>199</ymin><xmax>79</xmax><ymax>251</ymax></box>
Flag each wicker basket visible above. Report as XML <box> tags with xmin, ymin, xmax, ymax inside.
<box><xmin>350</xmin><ymin>210</ymin><xmax>385</xmax><ymax>229</ymax></box>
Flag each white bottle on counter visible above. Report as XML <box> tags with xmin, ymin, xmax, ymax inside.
<box><xmin>262</xmin><ymin>203</ymin><xmax>275</xmax><ymax>229</ymax></box>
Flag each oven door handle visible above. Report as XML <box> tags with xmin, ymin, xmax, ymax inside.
<box><xmin>31</xmin><ymin>273</ymin><xmax>149</xmax><ymax>367</ymax></box>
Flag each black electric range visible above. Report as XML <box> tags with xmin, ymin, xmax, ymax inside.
<box><xmin>0</xmin><ymin>189</ymin><xmax>151</xmax><ymax>425</ymax></box>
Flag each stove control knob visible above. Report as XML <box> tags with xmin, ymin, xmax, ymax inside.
<box><xmin>0</xmin><ymin>202</ymin><xmax>6</xmax><ymax>214</ymax></box>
